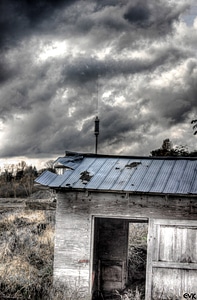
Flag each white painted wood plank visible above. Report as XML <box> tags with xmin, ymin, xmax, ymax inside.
<box><xmin>152</xmin><ymin>261</ymin><xmax>197</xmax><ymax>270</ymax></box>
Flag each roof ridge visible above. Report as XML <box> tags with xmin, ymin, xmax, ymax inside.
<box><xmin>65</xmin><ymin>150</ymin><xmax>197</xmax><ymax>160</ymax></box>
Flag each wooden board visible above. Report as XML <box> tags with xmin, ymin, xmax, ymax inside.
<box><xmin>146</xmin><ymin>219</ymin><xmax>197</xmax><ymax>300</ymax></box>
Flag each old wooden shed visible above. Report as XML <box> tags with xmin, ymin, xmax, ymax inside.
<box><xmin>35</xmin><ymin>151</ymin><xmax>197</xmax><ymax>299</ymax></box>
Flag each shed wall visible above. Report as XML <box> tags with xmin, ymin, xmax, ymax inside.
<box><xmin>54</xmin><ymin>197</ymin><xmax>91</xmax><ymax>296</ymax></box>
<box><xmin>53</xmin><ymin>191</ymin><xmax>197</xmax><ymax>297</ymax></box>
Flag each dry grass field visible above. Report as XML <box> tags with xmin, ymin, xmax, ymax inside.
<box><xmin>0</xmin><ymin>206</ymin><xmax>147</xmax><ymax>300</ymax></box>
<box><xmin>0</xmin><ymin>209</ymin><xmax>55</xmax><ymax>299</ymax></box>
<box><xmin>0</xmin><ymin>207</ymin><xmax>89</xmax><ymax>300</ymax></box>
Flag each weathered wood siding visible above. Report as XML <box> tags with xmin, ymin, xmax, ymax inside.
<box><xmin>53</xmin><ymin>196</ymin><xmax>91</xmax><ymax>295</ymax></box>
<box><xmin>146</xmin><ymin>219</ymin><xmax>197</xmax><ymax>300</ymax></box>
<box><xmin>53</xmin><ymin>191</ymin><xmax>197</xmax><ymax>297</ymax></box>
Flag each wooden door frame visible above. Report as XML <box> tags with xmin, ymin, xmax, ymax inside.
<box><xmin>145</xmin><ymin>219</ymin><xmax>154</xmax><ymax>300</ymax></box>
<box><xmin>91</xmin><ymin>215</ymin><xmax>148</xmax><ymax>296</ymax></box>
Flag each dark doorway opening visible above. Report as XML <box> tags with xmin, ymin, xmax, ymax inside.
<box><xmin>92</xmin><ymin>218</ymin><xmax>148</xmax><ymax>300</ymax></box>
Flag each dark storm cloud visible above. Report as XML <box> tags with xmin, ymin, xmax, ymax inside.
<box><xmin>61</xmin><ymin>46</ymin><xmax>188</xmax><ymax>86</ymax></box>
<box><xmin>0</xmin><ymin>0</ymin><xmax>196</xmax><ymax>161</ymax></box>
<box><xmin>0</xmin><ymin>0</ymin><xmax>188</xmax><ymax>51</ymax></box>
<box><xmin>0</xmin><ymin>57</ymin><xmax>57</xmax><ymax>121</ymax></box>
<box><xmin>0</xmin><ymin>0</ymin><xmax>79</xmax><ymax>49</ymax></box>
<box><xmin>123</xmin><ymin>0</ymin><xmax>189</xmax><ymax>35</ymax></box>
<box><xmin>100</xmin><ymin>105</ymin><xmax>138</xmax><ymax>141</ymax></box>
<box><xmin>144</xmin><ymin>58</ymin><xmax>197</xmax><ymax>128</ymax></box>
<box><xmin>0</xmin><ymin>59</ymin><xmax>17</xmax><ymax>84</ymax></box>
<box><xmin>124</xmin><ymin>3</ymin><xmax>150</xmax><ymax>25</ymax></box>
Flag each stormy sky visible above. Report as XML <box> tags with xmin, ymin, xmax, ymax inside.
<box><xmin>0</xmin><ymin>0</ymin><xmax>197</xmax><ymax>166</ymax></box>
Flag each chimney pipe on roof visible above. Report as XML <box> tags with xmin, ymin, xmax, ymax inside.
<box><xmin>94</xmin><ymin>116</ymin><xmax>99</xmax><ymax>154</ymax></box>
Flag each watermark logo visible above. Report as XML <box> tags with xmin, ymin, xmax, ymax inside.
<box><xmin>183</xmin><ymin>293</ymin><xmax>196</xmax><ymax>299</ymax></box>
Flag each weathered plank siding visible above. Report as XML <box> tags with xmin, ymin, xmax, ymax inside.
<box><xmin>53</xmin><ymin>195</ymin><xmax>92</xmax><ymax>295</ymax></box>
<box><xmin>53</xmin><ymin>190</ymin><xmax>197</xmax><ymax>298</ymax></box>
<box><xmin>146</xmin><ymin>219</ymin><xmax>197</xmax><ymax>300</ymax></box>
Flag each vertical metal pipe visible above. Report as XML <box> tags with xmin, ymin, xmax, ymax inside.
<box><xmin>95</xmin><ymin>134</ymin><xmax>98</xmax><ymax>154</ymax></box>
<box><xmin>94</xmin><ymin>116</ymin><xmax>99</xmax><ymax>154</ymax></box>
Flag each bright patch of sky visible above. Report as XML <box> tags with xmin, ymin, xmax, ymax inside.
<box><xmin>181</xmin><ymin>2</ymin><xmax>197</xmax><ymax>26</ymax></box>
<box><xmin>38</xmin><ymin>40</ymin><xmax>68</xmax><ymax>61</ymax></box>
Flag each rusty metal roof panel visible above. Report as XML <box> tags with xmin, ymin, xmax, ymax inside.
<box><xmin>35</xmin><ymin>154</ymin><xmax>197</xmax><ymax>195</ymax></box>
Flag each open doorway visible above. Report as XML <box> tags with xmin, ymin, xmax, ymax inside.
<box><xmin>92</xmin><ymin>217</ymin><xmax>148</xmax><ymax>300</ymax></box>
<box><xmin>127</xmin><ymin>221</ymin><xmax>148</xmax><ymax>299</ymax></box>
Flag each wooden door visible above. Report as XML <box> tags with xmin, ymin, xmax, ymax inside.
<box><xmin>146</xmin><ymin>219</ymin><xmax>197</xmax><ymax>300</ymax></box>
<box><xmin>99</xmin><ymin>259</ymin><xmax>126</xmax><ymax>291</ymax></box>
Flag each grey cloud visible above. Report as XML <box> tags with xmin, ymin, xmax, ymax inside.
<box><xmin>123</xmin><ymin>0</ymin><xmax>189</xmax><ymax>35</ymax></box>
<box><xmin>0</xmin><ymin>59</ymin><xmax>17</xmax><ymax>84</ymax></box>
<box><xmin>61</xmin><ymin>47</ymin><xmax>187</xmax><ymax>86</ymax></box>
<box><xmin>0</xmin><ymin>60</ymin><xmax>57</xmax><ymax>121</ymax></box>
<box><xmin>0</xmin><ymin>0</ymin><xmax>80</xmax><ymax>50</ymax></box>
<box><xmin>0</xmin><ymin>0</ymin><xmax>196</xmax><ymax>160</ymax></box>
<box><xmin>124</xmin><ymin>3</ymin><xmax>150</xmax><ymax>25</ymax></box>
<box><xmin>151</xmin><ymin>92</ymin><xmax>192</xmax><ymax>125</ymax></box>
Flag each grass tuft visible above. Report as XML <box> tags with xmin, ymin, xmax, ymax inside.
<box><xmin>0</xmin><ymin>209</ymin><xmax>54</xmax><ymax>299</ymax></box>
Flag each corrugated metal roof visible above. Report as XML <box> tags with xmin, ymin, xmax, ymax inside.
<box><xmin>53</xmin><ymin>155</ymin><xmax>83</xmax><ymax>170</ymax></box>
<box><xmin>35</xmin><ymin>153</ymin><xmax>197</xmax><ymax>195</ymax></box>
<box><xmin>36</xmin><ymin>170</ymin><xmax>57</xmax><ymax>186</ymax></box>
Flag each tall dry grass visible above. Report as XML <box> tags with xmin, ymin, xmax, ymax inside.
<box><xmin>0</xmin><ymin>209</ymin><xmax>90</xmax><ymax>300</ymax></box>
<box><xmin>0</xmin><ymin>209</ymin><xmax>54</xmax><ymax>299</ymax></box>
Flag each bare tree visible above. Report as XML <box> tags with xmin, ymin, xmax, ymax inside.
<box><xmin>44</xmin><ymin>160</ymin><xmax>56</xmax><ymax>173</ymax></box>
<box><xmin>0</xmin><ymin>161</ymin><xmax>38</xmax><ymax>198</ymax></box>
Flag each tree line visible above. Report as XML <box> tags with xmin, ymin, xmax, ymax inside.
<box><xmin>151</xmin><ymin>119</ymin><xmax>197</xmax><ymax>157</ymax></box>
<box><xmin>0</xmin><ymin>160</ymin><xmax>55</xmax><ymax>198</ymax></box>
<box><xmin>150</xmin><ymin>139</ymin><xmax>197</xmax><ymax>157</ymax></box>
